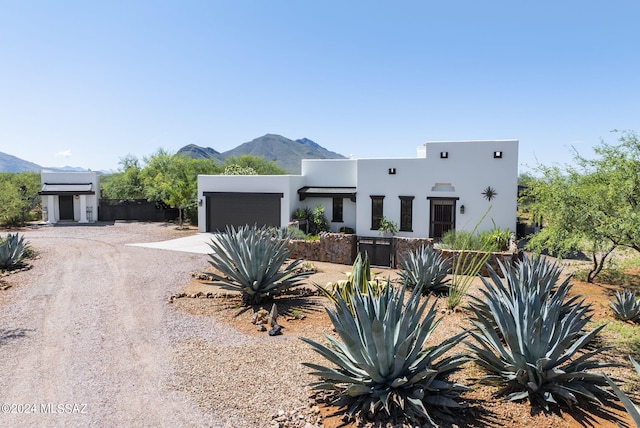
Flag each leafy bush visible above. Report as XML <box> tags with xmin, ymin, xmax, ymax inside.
<box><xmin>339</xmin><ymin>226</ymin><xmax>355</xmax><ymax>234</ymax></box>
<box><xmin>398</xmin><ymin>245</ymin><xmax>451</xmax><ymax>295</ymax></box>
<box><xmin>0</xmin><ymin>233</ymin><xmax>30</xmax><ymax>270</ymax></box>
<box><xmin>439</xmin><ymin>228</ymin><xmax>510</xmax><ymax>252</ymax></box>
<box><xmin>378</xmin><ymin>216</ymin><xmax>398</xmax><ymax>236</ymax></box>
<box><xmin>302</xmin><ymin>281</ymin><xmax>468</xmax><ymax>425</ymax></box>
<box><xmin>467</xmin><ymin>256</ymin><xmax>617</xmax><ymax>409</ymax></box>
<box><xmin>610</xmin><ymin>290</ymin><xmax>640</xmax><ymax>322</ymax></box>
<box><xmin>316</xmin><ymin>252</ymin><xmax>385</xmax><ymax>309</ymax></box>
<box><xmin>292</xmin><ymin>206</ymin><xmax>329</xmax><ymax>235</ymax></box>
<box><xmin>206</xmin><ymin>225</ymin><xmax>311</xmax><ymax>305</ymax></box>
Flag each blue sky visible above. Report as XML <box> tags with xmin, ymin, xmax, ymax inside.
<box><xmin>1</xmin><ymin>1</ymin><xmax>638</xmax><ymax>173</ymax></box>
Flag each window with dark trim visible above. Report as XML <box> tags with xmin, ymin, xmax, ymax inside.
<box><xmin>370</xmin><ymin>196</ymin><xmax>384</xmax><ymax>230</ymax></box>
<box><xmin>332</xmin><ymin>197</ymin><xmax>343</xmax><ymax>222</ymax></box>
<box><xmin>399</xmin><ymin>196</ymin><xmax>414</xmax><ymax>232</ymax></box>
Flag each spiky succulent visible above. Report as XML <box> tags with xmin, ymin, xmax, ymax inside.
<box><xmin>0</xmin><ymin>233</ymin><xmax>30</xmax><ymax>270</ymax></box>
<box><xmin>398</xmin><ymin>245</ymin><xmax>451</xmax><ymax>295</ymax></box>
<box><xmin>206</xmin><ymin>225</ymin><xmax>311</xmax><ymax>305</ymax></box>
<box><xmin>467</xmin><ymin>256</ymin><xmax>617</xmax><ymax>409</ymax></box>
<box><xmin>302</xmin><ymin>281</ymin><xmax>468</xmax><ymax>425</ymax></box>
<box><xmin>315</xmin><ymin>252</ymin><xmax>385</xmax><ymax>309</ymax></box>
<box><xmin>467</xmin><ymin>254</ymin><xmax>587</xmax><ymax>333</ymax></box>
<box><xmin>610</xmin><ymin>290</ymin><xmax>640</xmax><ymax>322</ymax></box>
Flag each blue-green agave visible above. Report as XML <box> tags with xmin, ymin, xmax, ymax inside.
<box><xmin>0</xmin><ymin>233</ymin><xmax>30</xmax><ymax>270</ymax></box>
<box><xmin>206</xmin><ymin>225</ymin><xmax>311</xmax><ymax>305</ymax></box>
<box><xmin>467</xmin><ymin>256</ymin><xmax>617</xmax><ymax>409</ymax></box>
<box><xmin>610</xmin><ymin>290</ymin><xmax>640</xmax><ymax>322</ymax></box>
<box><xmin>301</xmin><ymin>281</ymin><xmax>468</xmax><ymax>425</ymax></box>
<box><xmin>398</xmin><ymin>245</ymin><xmax>451</xmax><ymax>295</ymax></box>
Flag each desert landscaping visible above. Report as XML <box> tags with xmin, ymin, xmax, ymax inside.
<box><xmin>1</xmin><ymin>222</ymin><xmax>639</xmax><ymax>427</ymax></box>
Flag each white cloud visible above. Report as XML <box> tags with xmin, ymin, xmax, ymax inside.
<box><xmin>56</xmin><ymin>149</ymin><xmax>72</xmax><ymax>158</ymax></box>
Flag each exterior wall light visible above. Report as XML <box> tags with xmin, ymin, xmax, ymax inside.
<box><xmin>460</xmin><ymin>205</ymin><xmax>465</xmax><ymax>214</ymax></box>
<box><xmin>388</xmin><ymin>168</ymin><xmax>396</xmax><ymax>175</ymax></box>
<box><xmin>493</xmin><ymin>151</ymin><xmax>503</xmax><ymax>158</ymax></box>
<box><xmin>198</xmin><ymin>199</ymin><xmax>203</xmax><ymax>206</ymax></box>
<box><xmin>440</xmin><ymin>151</ymin><xmax>448</xmax><ymax>159</ymax></box>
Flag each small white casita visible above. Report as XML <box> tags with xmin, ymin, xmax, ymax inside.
<box><xmin>39</xmin><ymin>171</ymin><xmax>100</xmax><ymax>224</ymax></box>
<box><xmin>197</xmin><ymin>140</ymin><xmax>518</xmax><ymax>238</ymax></box>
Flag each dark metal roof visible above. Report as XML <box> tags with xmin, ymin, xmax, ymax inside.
<box><xmin>297</xmin><ymin>186</ymin><xmax>356</xmax><ymax>202</ymax></box>
<box><xmin>39</xmin><ymin>183</ymin><xmax>95</xmax><ymax>195</ymax></box>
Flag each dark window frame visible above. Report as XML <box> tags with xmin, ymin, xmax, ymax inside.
<box><xmin>332</xmin><ymin>197</ymin><xmax>344</xmax><ymax>222</ymax></box>
<box><xmin>399</xmin><ymin>196</ymin><xmax>414</xmax><ymax>232</ymax></box>
<box><xmin>370</xmin><ymin>195</ymin><xmax>385</xmax><ymax>230</ymax></box>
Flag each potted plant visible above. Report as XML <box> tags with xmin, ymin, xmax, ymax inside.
<box><xmin>378</xmin><ymin>216</ymin><xmax>398</xmax><ymax>237</ymax></box>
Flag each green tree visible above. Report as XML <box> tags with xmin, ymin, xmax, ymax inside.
<box><xmin>220</xmin><ymin>155</ymin><xmax>286</xmax><ymax>175</ymax></box>
<box><xmin>140</xmin><ymin>149</ymin><xmax>219</xmax><ymax>227</ymax></box>
<box><xmin>527</xmin><ymin>130</ymin><xmax>640</xmax><ymax>282</ymax></box>
<box><xmin>101</xmin><ymin>155</ymin><xmax>146</xmax><ymax>199</ymax></box>
<box><xmin>0</xmin><ymin>172</ymin><xmax>41</xmax><ymax>226</ymax></box>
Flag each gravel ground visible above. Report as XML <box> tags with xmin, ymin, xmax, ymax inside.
<box><xmin>0</xmin><ymin>222</ymin><xmax>227</xmax><ymax>427</ymax></box>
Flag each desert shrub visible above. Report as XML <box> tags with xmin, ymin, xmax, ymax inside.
<box><xmin>302</xmin><ymin>281</ymin><xmax>468</xmax><ymax>425</ymax></box>
<box><xmin>206</xmin><ymin>225</ymin><xmax>311</xmax><ymax>305</ymax></box>
<box><xmin>439</xmin><ymin>228</ymin><xmax>510</xmax><ymax>252</ymax></box>
<box><xmin>398</xmin><ymin>245</ymin><xmax>450</xmax><ymax>295</ymax></box>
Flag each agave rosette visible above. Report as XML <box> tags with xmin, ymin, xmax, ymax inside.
<box><xmin>302</xmin><ymin>281</ymin><xmax>468</xmax><ymax>425</ymax></box>
<box><xmin>206</xmin><ymin>225</ymin><xmax>311</xmax><ymax>304</ymax></box>
<box><xmin>398</xmin><ymin>245</ymin><xmax>451</xmax><ymax>295</ymax></box>
<box><xmin>467</xmin><ymin>256</ymin><xmax>617</xmax><ymax>409</ymax></box>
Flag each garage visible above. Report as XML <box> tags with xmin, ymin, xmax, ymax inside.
<box><xmin>204</xmin><ymin>192</ymin><xmax>283</xmax><ymax>232</ymax></box>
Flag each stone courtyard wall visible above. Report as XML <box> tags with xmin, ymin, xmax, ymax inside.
<box><xmin>287</xmin><ymin>234</ymin><xmax>519</xmax><ymax>276</ymax></box>
<box><xmin>287</xmin><ymin>233</ymin><xmax>357</xmax><ymax>266</ymax></box>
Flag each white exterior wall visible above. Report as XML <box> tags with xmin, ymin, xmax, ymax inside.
<box><xmin>40</xmin><ymin>171</ymin><xmax>100</xmax><ymax>223</ymax></box>
<box><xmin>197</xmin><ymin>140</ymin><xmax>518</xmax><ymax>238</ymax></box>
<box><xmin>197</xmin><ymin>175</ymin><xmax>304</xmax><ymax>233</ymax></box>
<box><xmin>354</xmin><ymin>140</ymin><xmax>518</xmax><ymax>237</ymax></box>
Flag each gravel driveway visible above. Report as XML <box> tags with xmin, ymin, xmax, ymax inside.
<box><xmin>0</xmin><ymin>222</ymin><xmax>226</xmax><ymax>427</ymax></box>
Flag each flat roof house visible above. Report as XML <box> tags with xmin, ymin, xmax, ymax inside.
<box><xmin>197</xmin><ymin>140</ymin><xmax>518</xmax><ymax>238</ymax></box>
<box><xmin>39</xmin><ymin>171</ymin><xmax>100</xmax><ymax>224</ymax></box>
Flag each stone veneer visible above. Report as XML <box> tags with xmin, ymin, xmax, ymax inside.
<box><xmin>287</xmin><ymin>233</ymin><xmax>357</xmax><ymax>266</ymax></box>
<box><xmin>287</xmin><ymin>234</ymin><xmax>519</xmax><ymax>276</ymax></box>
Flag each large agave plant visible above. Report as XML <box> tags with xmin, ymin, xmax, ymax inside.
<box><xmin>302</xmin><ymin>281</ymin><xmax>468</xmax><ymax>425</ymax></box>
<box><xmin>0</xmin><ymin>233</ymin><xmax>30</xmax><ymax>270</ymax></box>
<box><xmin>398</xmin><ymin>245</ymin><xmax>451</xmax><ymax>295</ymax></box>
<box><xmin>467</xmin><ymin>254</ymin><xmax>587</xmax><ymax>333</ymax></box>
<box><xmin>206</xmin><ymin>225</ymin><xmax>311</xmax><ymax>305</ymax></box>
<box><xmin>467</xmin><ymin>256</ymin><xmax>617</xmax><ymax>409</ymax></box>
<box><xmin>610</xmin><ymin>290</ymin><xmax>640</xmax><ymax>322</ymax></box>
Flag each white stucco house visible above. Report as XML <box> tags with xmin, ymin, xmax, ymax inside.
<box><xmin>197</xmin><ymin>140</ymin><xmax>518</xmax><ymax>239</ymax></box>
<box><xmin>39</xmin><ymin>171</ymin><xmax>100</xmax><ymax>224</ymax></box>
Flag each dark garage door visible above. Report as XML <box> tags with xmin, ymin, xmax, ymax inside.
<box><xmin>205</xmin><ymin>192</ymin><xmax>283</xmax><ymax>232</ymax></box>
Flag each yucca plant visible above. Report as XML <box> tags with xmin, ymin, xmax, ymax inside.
<box><xmin>610</xmin><ymin>290</ymin><xmax>640</xmax><ymax>322</ymax></box>
<box><xmin>398</xmin><ymin>245</ymin><xmax>451</xmax><ymax>295</ymax></box>
<box><xmin>315</xmin><ymin>252</ymin><xmax>386</xmax><ymax>309</ymax></box>
<box><xmin>206</xmin><ymin>225</ymin><xmax>311</xmax><ymax>305</ymax></box>
<box><xmin>0</xmin><ymin>233</ymin><xmax>30</xmax><ymax>270</ymax></box>
<box><xmin>467</xmin><ymin>257</ymin><xmax>617</xmax><ymax>409</ymax></box>
<box><xmin>301</xmin><ymin>281</ymin><xmax>469</xmax><ymax>425</ymax></box>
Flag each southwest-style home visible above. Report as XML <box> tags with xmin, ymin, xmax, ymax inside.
<box><xmin>39</xmin><ymin>171</ymin><xmax>100</xmax><ymax>224</ymax></box>
<box><xmin>197</xmin><ymin>140</ymin><xmax>519</xmax><ymax>238</ymax></box>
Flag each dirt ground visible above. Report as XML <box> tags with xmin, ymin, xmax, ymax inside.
<box><xmin>179</xmin><ymin>258</ymin><xmax>640</xmax><ymax>428</ymax></box>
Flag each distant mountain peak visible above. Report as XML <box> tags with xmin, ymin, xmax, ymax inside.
<box><xmin>177</xmin><ymin>134</ymin><xmax>345</xmax><ymax>174</ymax></box>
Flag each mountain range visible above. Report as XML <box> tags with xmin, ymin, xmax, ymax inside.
<box><xmin>0</xmin><ymin>134</ymin><xmax>345</xmax><ymax>174</ymax></box>
<box><xmin>178</xmin><ymin>134</ymin><xmax>345</xmax><ymax>173</ymax></box>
